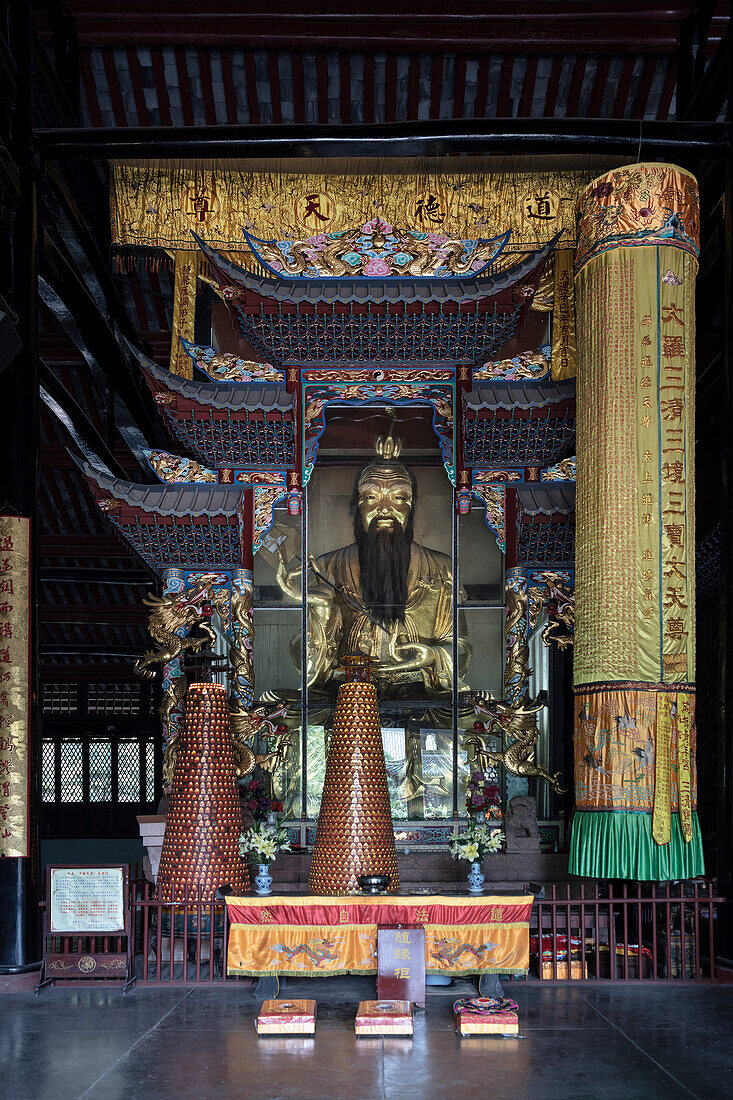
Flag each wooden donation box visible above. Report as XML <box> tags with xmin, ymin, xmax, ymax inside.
<box><xmin>256</xmin><ymin>999</ymin><xmax>317</xmax><ymax>1035</ymax></box>
<box><xmin>356</xmin><ymin>1000</ymin><xmax>413</xmax><ymax>1036</ymax></box>
<box><xmin>38</xmin><ymin>864</ymin><xmax>133</xmax><ymax>990</ymax></box>
<box><xmin>453</xmin><ymin>996</ymin><xmax>520</xmax><ymax>1036</ymax></box>
<box><xmin>377</xmin><ymin>925</ymin><xmax>425</xmax><ymax>1007</ymax></box>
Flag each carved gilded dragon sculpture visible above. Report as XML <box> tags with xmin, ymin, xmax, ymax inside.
<box><xmin>539</xmin><ymin>571</ymin><xmax>575</xmax><ymax>651</ymax></box>
<box><xmin>466</xmin><ymin>690</ymin><xmax>567</xmax><ymax>793</ymax></box>
<box><xmin>134</xmin><ymin>574</ymin><xmax>229</xmax><ymax>787</ymax></box>
<box><xmin>228</xmin><ymin>582</ymin><xmax>292</xmax><ymax>782</ymax></box>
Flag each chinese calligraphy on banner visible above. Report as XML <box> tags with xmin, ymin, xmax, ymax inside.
<box><xmin>110</xmin><ymin>165</ymin><xmax>593</xmax><ymax>253</ymax></box>
<box><xmin>169</xmin><ymin>251</ymin><xmax>198</xmax><ymax>378</ymax></box>
<box><xmin>0</xmin><ymin>516</ymin><xmax>30</xmax><ymax>859</ymax></box>
<box><xmin>569</xmin><ymin>164</ymin><xmax>702</xmax><ymax>879</ymax></box>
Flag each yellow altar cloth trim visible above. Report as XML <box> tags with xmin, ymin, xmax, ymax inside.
<box><xmin>226</xmin><ymin>922</ymin><xmax>529</xmax><ymax>978</ymax></box>
<box><xmin>226</xmin><ymin>894</ymin><xmax>531</xmax><ymax>909</ymax></box>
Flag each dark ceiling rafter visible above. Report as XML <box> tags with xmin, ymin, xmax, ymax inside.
<box><xmin>39</xmin><ymin>359</ymin><xmax>128</xmax><ymax>480</ymax></box>
<box><xmin>33</xmin><ymin>117</ymin><xmax>732</xmax><ymax>160</ymax></box>
<box><xmin>35</xmin><ymin>1</ymin><xmax>730</xmax><ymax>52</ymax></box>
<box><xmin>39</xmin><ymin>231</ymin><xmax>161</xmax><ymax>450</ymax></box>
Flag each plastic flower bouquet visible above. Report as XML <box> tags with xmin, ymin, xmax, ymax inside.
<box><xmin>239</xmin><ymin>818</ymin><xmax>292</xmax><ymax>865</ymax></box>
<box><xmin>449</xmin><ymin>822</ymin><xmax>504</xmax><ymax>863</ymax></box>
<box><xmin>241</xmin><ymin>777</ymin><xmax>284</xmax><ymax>823</ymax></box>
<box><xmin>465</xmin><ymin>770</ymin><xmax>502</xmax><ymax>820</ymax></box>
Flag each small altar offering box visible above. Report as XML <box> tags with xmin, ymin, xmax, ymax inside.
<box><xmin>377</xmin><ymin>925</ymin><xmax>425</xmax><ymax>1007</ymax></box>
<box><xmin>453</xmin><ymin>997</ymin><xmax>519</xmax><ymax>1036</ymax></box>
<box><xmin>255</xmin><ymin>999</ymin><xmax>317</xmax><ymax>1035</ymax></box>
<box><xmin>355</xmin><ymin>1000</ymin><xmax>413</xmax><ymax>1037</ymax></box>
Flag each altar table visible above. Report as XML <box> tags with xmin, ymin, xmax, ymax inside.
<box><xmin>225</xmin><ymin>894</ymin><xmax>532</xmax><ymax>979</ymax></box>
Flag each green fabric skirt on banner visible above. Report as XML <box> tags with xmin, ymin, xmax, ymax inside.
<box><xmin>568</xmin><ymin>811</ymin><xmax>705</xmax><ymax>881</ymax></box>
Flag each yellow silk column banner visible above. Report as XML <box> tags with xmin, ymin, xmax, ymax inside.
<box><xmin>0</xmin><ymin>516</ymin><xmax>31</xmax><ymax>859</ymax></box>
<box><xmin>551</xmin><ymin>248</ymin><xmax>577</xmax><ymax>380</ymax></box>
<box><xmin>169</xmin><ymin>251</ymin><xmax>198</xmax><ymax>379</ymax></box>
<box><xmin>569</xmin><ymin>164</ymin><xmax>703</xmax><ymax>880</ymax></box>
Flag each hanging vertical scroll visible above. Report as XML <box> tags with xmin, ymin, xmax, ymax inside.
<box><xmin>169</xmin><ymin>251</ymin><xmax>198</xmax><ymax>379</ymax></box>
<box><xmin>551</xmin><ymin>249</ymin><xmax>577</xmax><ymax>381</ymax></box>
<box><xmin>0</xmin><ymin>516</ymin><xmax>31</xmax><ymax>859</ymax></box>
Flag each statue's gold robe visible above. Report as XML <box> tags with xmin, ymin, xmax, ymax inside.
<box><xmin>304</xmin><ymin>543</ymin><xmax>470</xmax><ymax>696</ymax></box>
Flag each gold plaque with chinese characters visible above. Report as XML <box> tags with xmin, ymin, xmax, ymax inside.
<box><xmin>0</xmin><ymin>516</ymin><xmax>30</xmax><ymax>858</ymax></box>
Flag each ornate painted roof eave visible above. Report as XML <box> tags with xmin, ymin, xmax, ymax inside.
<box><xmin>466</xmin><ymin>380</ymin><xmax>576</xmax><ymax>412</ymax></box>
<box><xmin>85</xmin><ymin>465</ymin><xmax>243</xmax><ymax>517</ymax></box>
<box><xmin>193</xmin><ymin>230</ymin><xmax>562</xmax><ymax>305</ymax></box>
<box><xmin>128</xmin><ymin>342</ymin><xmax>293</xmax><ymax>413</ymax></box>
<box><xmin>241</xmin><ymin>225</ymin><xmax>512</xmax><ymax>282</ymax></box>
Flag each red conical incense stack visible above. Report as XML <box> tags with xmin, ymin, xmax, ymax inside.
<box><xmin>308</xmin><ymin>681</ymin><xmax>400</xmax><ymax>894</ymax></box>
<box><xmin>157</xmin><ymin>682</ymin><xmax>249</xmax><ymax>901</ymax></box>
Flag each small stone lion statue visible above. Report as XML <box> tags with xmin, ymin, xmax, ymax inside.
<box><xmin>504</xmin><ymin>795</ymin><xmax>540</xmax><ymax>853</ymax></box>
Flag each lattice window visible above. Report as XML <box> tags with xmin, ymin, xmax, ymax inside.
<box><xmin>87</xmin><ymin>683</ymin><xmax>142</xmax><ymax>717</ymax></box>
<box><xmin>43</xmin><ymin>683</ymin><xmax>78</xmax><ymax>716</ymax></box>
<box><xmin>88</xmin><ymin>740</ymin><xmax>112</xmax><ymax>802</ymax></box>
<box><xmin>240</xmin><ymin>302</ymin><xmax>523</xmax><ymax>365</ymax></box>
<box><xmin>117</xmin><ymin>741</ymin><xmax>141</xmax><ymax>802</ymax></box>
<box><xmin>42</xmin><ymin>739</ymin><xmax>55</xmax><ymax>802</ymax></box>
<box><xmin>145</xmin><ymin>742</ymin><xmax>155</xmax><ymax>802</ymax></box>
<box><xmin>464</xmin><ymin>409</ymin><xmax>576</xmax><ymax>466</ymax></box>
<box><xmin>59</xmin><ymin>740</ymin><xmax>83</xmax><ymax>803</ymax></box>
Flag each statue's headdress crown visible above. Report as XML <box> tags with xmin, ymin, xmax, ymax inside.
<box><xmin>374</xmin><ymin>434</ymin><xmax>403</xmax><ymax>461</ymax></box>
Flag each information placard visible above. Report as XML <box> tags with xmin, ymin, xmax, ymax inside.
<box><xmin>49</xmin><ymin>867</ymin><xmax>126</xmax><ymax>934</ymax></box>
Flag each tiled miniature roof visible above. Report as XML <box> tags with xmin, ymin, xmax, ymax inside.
<box><xmin>131</xmin><ymin>345</ymin><xmax>292</xmax><ymax>412</ymax></box>
<box><xmin>86</xmin><ymin>467</ymin><xmax>243</xmax><ymax>516</ymax></box>
<box><xmin>466</xmin><ymin>380</ymin><xmax>576</xmax><ymax>412</ymax></box>
<box><xmin>516</xmin><ymin>484</ymin><xmax>575</xmax><ymax>516</ymax></box>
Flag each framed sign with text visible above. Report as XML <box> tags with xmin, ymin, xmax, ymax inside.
<box><xmin>38</xmin><ymin>864</ymin><xmax>133</xmax><ymax>992</ymax></box>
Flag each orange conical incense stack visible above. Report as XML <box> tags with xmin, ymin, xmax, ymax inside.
<box><xmin>157</xmin><ymin>682</ymin><xmax>249</xmax><ymax>901</ymax></box>
<box><xmin>308</xmin><ymin>681</ymin><xmax>400</xmax><ymax>894</ymax></box>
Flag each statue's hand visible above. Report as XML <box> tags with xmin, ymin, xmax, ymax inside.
<box><xmin>392</xmin><ymin>641</ymin><xmax>434</xmax><ymax>671</ymax></box>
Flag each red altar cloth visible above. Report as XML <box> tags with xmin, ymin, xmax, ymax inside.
<box><xmin>225</xmin><ymin>894</ymin><xmax>532</xmax><ymax>978</ymax></box>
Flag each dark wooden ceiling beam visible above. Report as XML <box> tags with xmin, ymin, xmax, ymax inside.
<box><xmin>41</xmin><ymin>535</ymin><xmax>134</xmax><ymax>557</ymax></box>
<box><xmin>42</xmin><ymin>604</ymin><xmax>149</xmax><ymax>624</ymax></box>
<box><xmin>42</xmin><ymin>566</ymin><xmax>151</xmax><ymax>584</ymax></box>
<box><xmin>39</xmin><ymin>3</ymin><xmax>730</xmax><ymax>53</ymax></box>
<box><xmin>34</xmin><ymin>117</ymin><xmax>733</xmax><ymax>160</ymax></box>
<box><xmin>41</xmin><ymin>644</ymin><xmax>144</xmax><ymax>657</ymax></box>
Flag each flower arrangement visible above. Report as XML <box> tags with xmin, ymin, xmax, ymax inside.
<box><xmin>239</xmin><ymin>818</ymin><xmax>292</xmax><ymax>866</ymax></box>
<box><xmin>465</xmin><ymin>770</ymin><xmax>502</xmax><ymax>819</ymax></box>
<box><xmin>449</xmin><ymin>823</ymin><xmax>504</xmax><ymax>863</ymax></box>
<box><xmin>241</xmin><ymin>777</ymin><xmax>283</xmax><ymax>823</ymax></box>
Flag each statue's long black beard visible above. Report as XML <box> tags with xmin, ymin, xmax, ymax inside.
<box><xmin>354</xmin><ymin>511</ymin><xmax>414</xmax><ymax>627</ymax></box>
